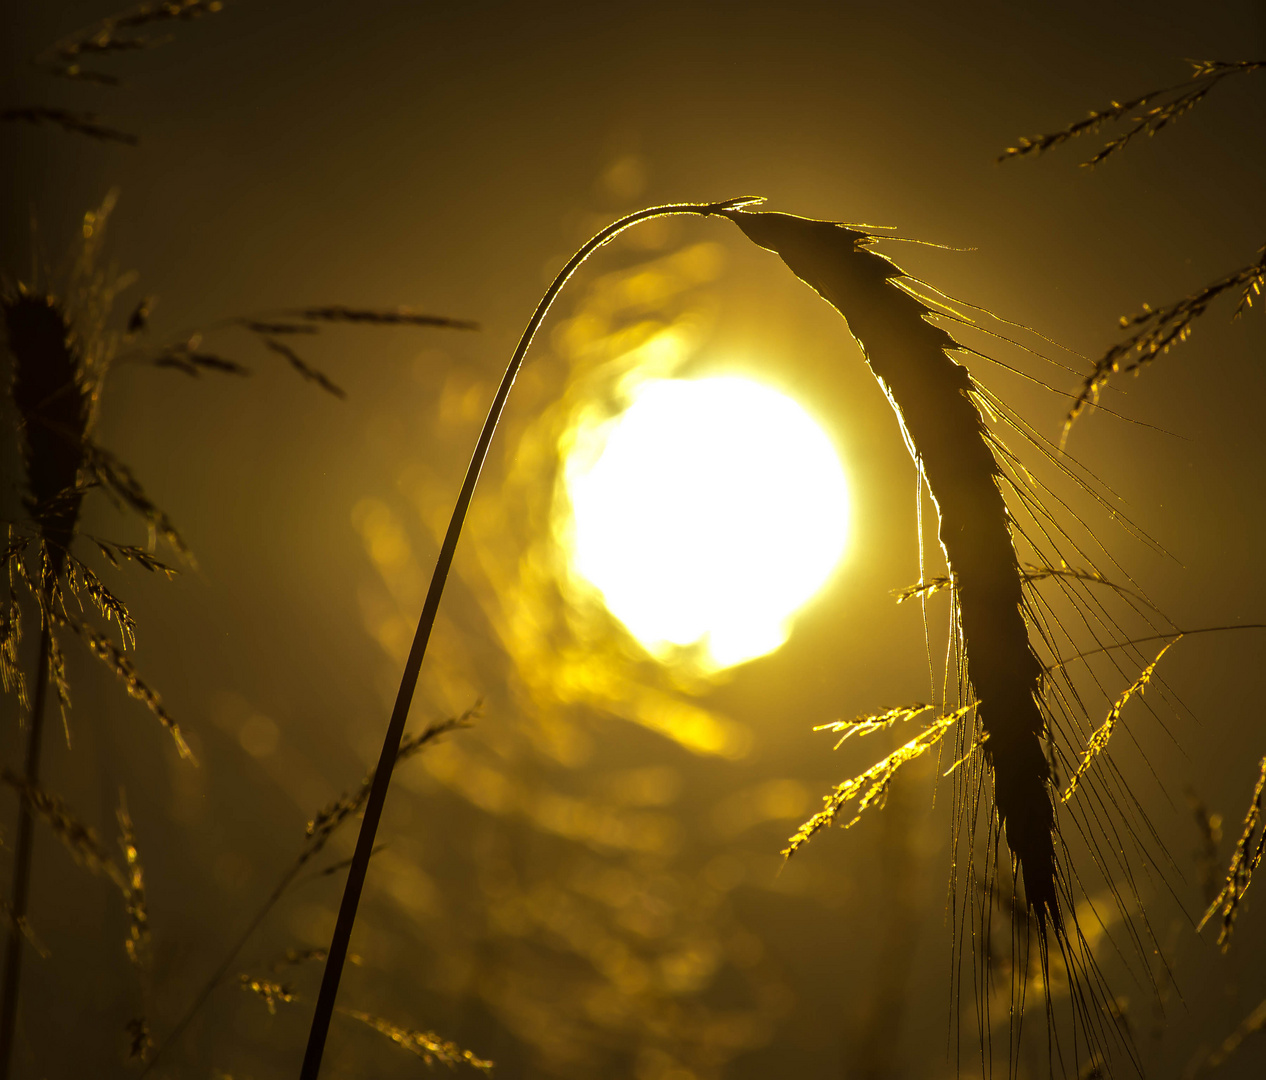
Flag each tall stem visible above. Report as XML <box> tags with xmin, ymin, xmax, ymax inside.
<box><xmin>0</xmin><ymin>620</ymin><xmax>52</xmax><ymax>1080</ymax></box>
<box><xmin>299</xmin><ymin>197</ymin><xmax>756</xmax><ymax>1078</ymax></box>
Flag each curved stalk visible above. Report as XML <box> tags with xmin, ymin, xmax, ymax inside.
<box><xmin>298</xmin><ymin>197</ymin><xmax>760</xmax><ymax>1078</ymax></box>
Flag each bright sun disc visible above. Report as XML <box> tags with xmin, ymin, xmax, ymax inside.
<box><xmin>564</xmin><ymin>377</ymin><xmax>850</xmax><ymax>671</ymax></box>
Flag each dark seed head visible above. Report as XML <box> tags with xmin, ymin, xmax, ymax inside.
<box><xmin>5</xmin><ymin>290</ymin><xmax>91</xmax><ymax>579</ymax></box>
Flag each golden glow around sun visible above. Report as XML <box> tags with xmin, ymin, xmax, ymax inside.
<box><xmin>563</xmin><ymin>377</ymin><xmax>850</xmax><ymax>671</ymax></box>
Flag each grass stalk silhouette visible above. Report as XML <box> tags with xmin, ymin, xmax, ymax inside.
<box><xmin>298</xmin><ymin>196</ymin><xmax>762</xmax><ymax>1078</ymax></box>
<box><xmin>0</xmin><ymin>623</ymin><xmax>51</xmax><ymax>1078</ymax></box>
<box><xmin>1</xmin><ymin>282</ymin><xmax>95</xmax><ymax>1078</ymax></box>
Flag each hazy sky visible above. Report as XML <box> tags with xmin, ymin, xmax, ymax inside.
<box><xmin>2</xmin><ymin>3</ymin><xmax>1265</xmax><ymax>1078</ymax></box>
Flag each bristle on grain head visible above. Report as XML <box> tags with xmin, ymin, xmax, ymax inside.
<box><xmin>4</xmin><ymin>290</ymin><xmax>90</xmax><ymax>576</ymax></box>
<box><xmin>721</xmin><ymin>209</ymin><xmax>1060</xmax><ymax>928</ymax></box>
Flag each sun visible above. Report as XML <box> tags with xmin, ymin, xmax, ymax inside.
<box><xmin>563</xmin><ymin>376</ymin><xmax>850</xmax><ymax>671</ymax></box>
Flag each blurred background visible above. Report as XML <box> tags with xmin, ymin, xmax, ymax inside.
<box><xmin>1</xmin><ymin>2</ymin><xmax>1264</xmax><ymax>1077</ymax></box>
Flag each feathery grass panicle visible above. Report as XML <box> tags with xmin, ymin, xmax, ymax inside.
<box><xmin>260</xmin><ymin>337</ymin><xmax>346</xmax><ymax>400</ymax></box>
<box><xmin>140</xmin><ymin>304</ymin><xmax>481</xmax><ymax>394</ymax></box>
<box><xmin>268</xmin><ymin>948</ymin><xmax>328</xmax><ymax>972</ymax></box>
<box><xmin>125</xmin><ymin>1017</ymin><xmax>152</xmax><ymax>1062</ymax></box>
<box><xmin>153</xmin><ymin>347</ymin><xmax>250</xmax><ymax>378</ymax></box>
<box><xmin>785</xmin><ymin>704</ymin><xmax>973</xmax><ymax>857</ymax></box>
<box><xmin>302</xmin><ymin>708</ymin><xmax>478</xmax><ymax>862</ymax></box>
<box><xmin>1198</xmin><ymin>757</ymin><xmax>1266</xmax><ymax>951</ymax></box>
<box><xmin>0</xmin><ymin>107</ymin><xmax>139</xmax><ymax>144</ymax></box>
<box><xmin>44</xmin><ymin>629</ymin><xmax>71</xmax><ymax>716</ymax></box>
<box><xmin>125</xmin><ymin>297</ymin><xmax>154</xmax><ymax>338</ymax></box>
<box><xmin>83</xmin><ymin>442</ymin><xmax>191</xmax><ymax>560</ymax></box>
<box><xmin>64</xmin><ymin>554</ymin><xmax>136</xmax><ymax>647</ymax></box>
<box><xmin>39</xmin><ymin>0</ymin><xmax>225</xmax><ymax>85</ymax></box>
<box><xmin>338</xmin><ymin>1008</ymin><xmax>493</xmax><ymax>1073</ymax></box>
<box><xmin>893</xmin><ymin>577</ymin><xmax>954</xmax><ymax>603</ymax></box>
<box><xmin>57</xmin><ymin>614</ymin><xmax>193</xmax><ymax>759</ymax></box>
<box><xmin>1</xmin><ymin>539</ymin><xmax>28</xmax><ymax>713</ymax></box>
<box><xmin>92</xmin><ymin>541</ymin><xmax>177</xmax><ymax>577</ymax></box>
<box><xmin>116</xmin><ymin>794</ymin><xmax>149</xmax><ymax>966</ymax></box>
<box><xmin>994</xmin><ymin>58</ymin><xmax>1266</xmax><ymax>437</ymax></box>
<box><xmin>0</xmin><ymin>906</ymin><xmax>47</xmax><ymax>961</ymax></box>
<box><xmin>814</xmin><ymin>704</ymin><xmax>933</xmax><ymax>748</ymax></box>
<box><xmin>1066</xmin><ymin>244</ymin><xmax>1266</xmax><ymax>434</ymax></box>
<box><xmin>998</xmin><ymin>59</ymin><xmax>1265</xmax><ymax>167</ymax></box>
<box><xmin>238</xmin><ymin>320</ymin><xmax>318</xmax><ymax>336</ymax></box>
<box><xmin>1062</xmin><ymin>638</ymin><xmax>1179</xmax><ymax>801</ymax></box>
<box><xmin>5</xmin><ymin>288</ymin><xmax>91</xmax><ymax>579</ymax></box>
<box><xmin>289</xmin><ymin>306</ymin><xmax>479</xmax><ymax>331</ymax></box>
<box><xmin>0</xmin><ymin>770</ymin><xmax>122</xmax><ymax>886</ymax></box>
<box><xmin>135</xmin><ymin>704</ymin><xmax>479</xmax><ymax>1078</ymax></box>
<box><xmin>237</xmin><ymin>975</ymin><xmax>296</xmax><ymax>1015</ymax></box>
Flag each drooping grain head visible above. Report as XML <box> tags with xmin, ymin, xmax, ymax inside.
<box><xmin>4</xmin><ymin>288</ymin><xmax>91</xmax><ymax>582</ymax></box>
<box><xmin>721</xmin><ymin>209</ymin><xmax>1060</xmax><ymax>928</ymax></box>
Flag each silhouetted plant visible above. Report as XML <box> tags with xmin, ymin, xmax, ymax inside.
<box><xmin>0</xmin><ymin>185</ymin><xmax>477</xmax><ymax>1073</ymax></box>
<box><xmin>299</xmin><ymin>197</ymin><xmax>1191</xmax><ymax>1078</ymax></box>
<box><xmin>998</xmin><ymin>57</ymin><xmax>1266</xmax><ymax>435</ymax></box>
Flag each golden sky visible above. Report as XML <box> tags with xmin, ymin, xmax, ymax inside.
<box><xmin>2</xmin><ymin>3</ymin><xmax>1264</xmax><ymax>1078</ymax></box>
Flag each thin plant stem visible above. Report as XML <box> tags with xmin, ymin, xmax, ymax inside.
<box><xmin>0</xmin><ymin>622</ymin><xmax>51</xmax><ymax>1080</ymax></box>
<box><xmin>139</xmin><ymin>862</ymin><xmax>302</xmax><ymax>1077</ymax></box>
<box><xmin>298</xmin><ymin>197</ymin><xmax>759</xmax><ymax>1079</ymax></box>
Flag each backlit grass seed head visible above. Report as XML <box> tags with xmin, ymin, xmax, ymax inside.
<box><xmin>117</xmin><ymin>795</ymin><xmax>150</xmax><ymax>966</ymax></box>
<box><xmin>998</xmin><ymin>59</ymin><xmax>1265</xmax><ymax>168</ymax></box>
<box><xmin>58</xmin><ymin>614</ymin><xmax>193</xmax><ymax>759</ymax></box>
<box><xmin>1062</xmin><ymin>638</ymin><xmax>1179</xmax><ymax>801</ymax></box>
<box><xmin>338</xmin><ymin>1009</ymin><xmax>493</xmax><ymax>1073</ymax></box>
<box><xmin>0</xmin><ymin>904</ymin><xmax>48</xmax><ymax>961</ymax></box>
<box><xmin>1</xmin><ymin>538</ymin><xmax>27</xmax><ymax>712</ymax></box>
<box><xmin>238</xmin><ymin>975</ymin><xmax>296</xmax><ymax>1015</ymax></box>
<box><xmin>1198</xmin><ymin>756</ymin><xmax>1266</xmax><ymax>951</ymax></box>
<box><xmin>1</xmin><ymin>770</ymin><xmax>123</xmax><ymax>887</ymax></box>
<box><xmin>814</xmin><ymin>704</ymin><xmax>934</xmax><ymax>748</ymax></box>
<box><xmin>785</xmin><ymin>704</ymin><xmax>974</xmax><ymax>856</ymax></box>
<box><xmin>125</xmin><ymin>1018</ymin><xmax>152</xmax><ymax>1063</ymax></box>
<box><xmin>1067</xmin><ymin>246</ymin><xmax>1266</xmax><ymax>435</ymax></box>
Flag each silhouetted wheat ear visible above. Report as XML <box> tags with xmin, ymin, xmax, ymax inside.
<box><xmin>5</xmin><ymin>289</ymin><xmax>90</xmax><ymax>586</ymax></box>
<box><xmin>722</xmin><ymin>209</ymin><xmax>1060</xmax><ymax>928</ymax></box>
